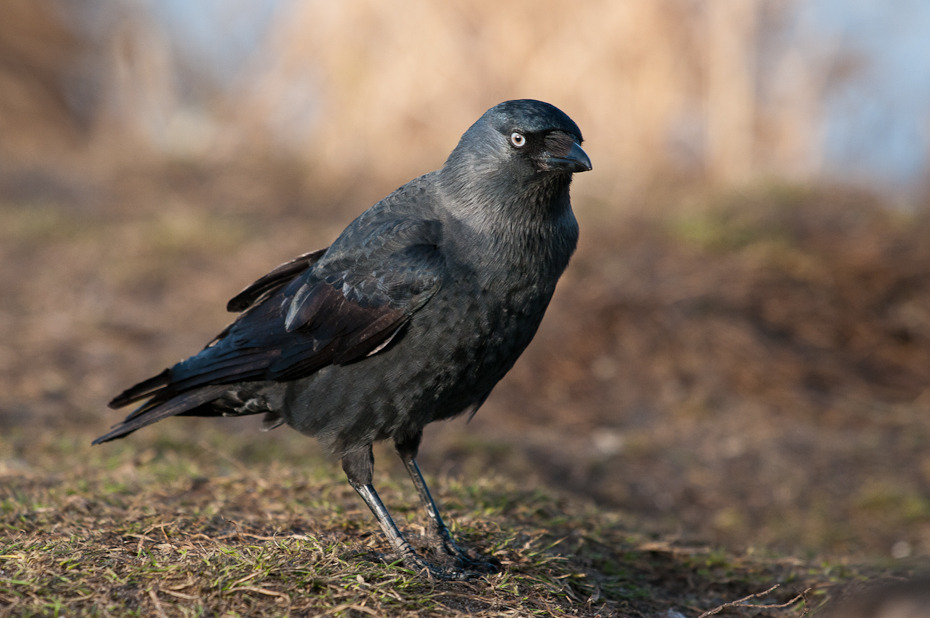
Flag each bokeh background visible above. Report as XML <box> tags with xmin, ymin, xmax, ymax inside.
<box><xmin>3</xmin><ymin>0</ymin><xmax>930</xmax><ymax>567</ymax></box>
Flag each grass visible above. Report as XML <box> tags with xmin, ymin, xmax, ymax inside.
<box><xmin>0</xmin><ymin>429</ymin><xmax>910</xmax><ymax>617</ymax></box>
<box><xmin>4</xmin><ymin>179</ymin><xmax>930</xmax><ymax>615</ymax></box>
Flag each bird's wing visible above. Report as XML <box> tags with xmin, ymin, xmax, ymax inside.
<box><xmin>226</xmin><ymin>249</ymin><xmax>327</xmax><ymax>312</ymax></box>
<box><xmin>279</xmin><ymin>217</ymin><xmax>444</xmax><ymax>363</ymax></box>
<box><xmin>109</xmin><ymin>216</ymin><xmax>444</xmax><ymax>411</ymax></box>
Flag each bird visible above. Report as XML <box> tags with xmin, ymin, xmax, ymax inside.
<box><xmin>95</xmin><ymin>99</ymin><xmax>591</xmax><ymax>579</ymax></box>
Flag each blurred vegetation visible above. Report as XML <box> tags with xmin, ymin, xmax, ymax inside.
<box><xmin>0</xmin><ymin>0</ymin><xmax>878</xmax><ymax>196</ymax></box>
<box><xmin>2</xmin><ymin>1</ymin><xmax>930</xmax><ymax>616</ymax></box>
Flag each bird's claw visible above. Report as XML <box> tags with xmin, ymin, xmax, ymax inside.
<box><xmin>431</xmin><ymin>526</ymin><xmax>500</xmax><ymax>574</ymax></box>
<box><xmin>435</xmin><ymin>540</ymin><xmax>500</xmax><ymax>574</ymax></box>
<box><xmin>398</xmin><ymin>552</ymin><xmax>481</xmax><ymax>581</ymax></box>
<box><xmin>453</xmin><ymin>552</ymin><xmax>501</xmax><ymax>574</ymax></box>
<box><xmin>385</xmin><ymin>539</ymin><xmax>499</xmax><ymax>580</ymax></box>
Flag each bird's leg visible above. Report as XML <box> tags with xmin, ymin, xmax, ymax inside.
<box><xmin>394</xmin><ymin>434</ymin><xmax>500</xmax><ymax>574</ymax></box>
<box><xmin>341</xmin><ymin>445</ymin><xmax>473</xmax><ymax>580</ymax></box>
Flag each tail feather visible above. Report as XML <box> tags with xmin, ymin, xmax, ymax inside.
<box><xmin>108</xmin><ymin>369</ymin><xmax>172</xmax><ymax>408</ymax></box>
<box><xmin>93</xmin><ymin>385</ymin><xmax>228</xmax><ymax>444</ymax></box>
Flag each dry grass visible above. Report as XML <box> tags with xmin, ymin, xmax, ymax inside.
<box><xmin>234</xmin><ymin>0</ymin><xmax>830</xmax><ymax>190</ymax></box>
<box><xmin>0</xmin><ymin>429</ymin><xmax>853</xmax><ymax>617</ymax></box>
<box><xmin>0</xmin><ymin>1</ymin><xmax>850</xmax><ymax>195</ymax></box>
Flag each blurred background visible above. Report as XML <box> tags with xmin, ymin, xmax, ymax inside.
<box><xmin>2</xmin><ymin>0</ymin><xmax>930</xmax><ymax>566</ymax></box>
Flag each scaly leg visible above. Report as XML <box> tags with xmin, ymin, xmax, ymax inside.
<box><xmin>395</xmin><ymin>433</ymin><xmax>501</xmax><ymax>574</ymax></box>
<box><xmin>341</xmin><ymin>444</ymin><xmax>477</xmax><ymax>579</ymax></box>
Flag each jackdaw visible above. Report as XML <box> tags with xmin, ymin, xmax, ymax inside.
<box><xmin>95</xmin><ymin>99</ymin><xmax>591</xmax><ymax>579</ymax></box>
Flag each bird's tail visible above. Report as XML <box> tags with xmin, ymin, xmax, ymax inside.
<box><xmin>108</xmin><ymin>369</ymin><xmax>172</xmax><ymax>409</ymax></box>
<box><xmin>93</xmin><ymin>369</ymin><xmax>229</xmax><ymax>444</ymax></box>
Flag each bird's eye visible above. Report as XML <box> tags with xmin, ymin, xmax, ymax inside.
<box><xmin>510</xmin><ymin>132</ymin><xmax>526</xmax><ymax>148</ymax></box>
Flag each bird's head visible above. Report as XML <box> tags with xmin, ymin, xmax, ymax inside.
<box><xmin>442</xmin><ymin>99</ymin><xmax>591</xmax><ymax>187</ymax></box>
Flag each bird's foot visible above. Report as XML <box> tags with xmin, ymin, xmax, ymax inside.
<box><xmin>430</xmin><ymin>527</ymin><xmax>501</xmax><ymax>574</ymax></box>
<box><xmin>451</xmin><ymin>550</ymin><xmax>501</xmax><ymax>574</ymax></box>
<box><xmin>378</xmin><ymin>541</ymin><xmax>497</xmax><ymax>580</ymax></box>
<box><xmin>396</xmin><ymin>551</ymin><xmax>481</xmax><ymax>581</ymax></box>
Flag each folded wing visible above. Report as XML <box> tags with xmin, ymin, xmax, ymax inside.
<box><xmin>95</xmin><ymin>217</ymin><xmax>444</xmax><ymax>443</ymax></box>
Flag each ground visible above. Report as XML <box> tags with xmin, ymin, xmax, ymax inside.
<box><xmin>1</xmin><ymin>162</ymin><xmax>929</xmax><ymax>616</ymax></box>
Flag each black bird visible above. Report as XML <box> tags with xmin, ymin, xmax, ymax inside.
<box><xmin>95</xmin><ymin>99</ymin><xmax>591</xmax><ymax>579</ymax></box>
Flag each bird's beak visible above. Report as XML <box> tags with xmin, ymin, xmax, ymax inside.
<box><xmin>538</xmin><ymin>140</ymin><xmax>592</xmax><ymax>174</ymax></box>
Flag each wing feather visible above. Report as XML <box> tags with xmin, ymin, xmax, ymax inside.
<box><xmin>100</xmin><ymin>214</ymin><xmax>445</xmax><ymax>442</ymax></box>
<box><xmin>227</xmin><ymin>249</ymin><xmax>327</xmax><ymax>312</ymax></box>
